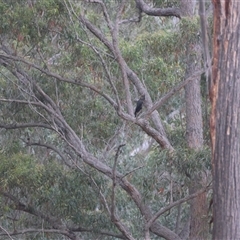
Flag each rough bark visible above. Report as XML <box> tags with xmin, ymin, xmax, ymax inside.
<box><xmin>211</xmin><ymin>1</ymin><xmax>240</xmax><ymax>239</ymax></box>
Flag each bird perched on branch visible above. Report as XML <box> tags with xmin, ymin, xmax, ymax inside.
<box><xmin>134</xmin><ymin>95</ymin><xmax>145</xmax><ymax>117</ymax></box>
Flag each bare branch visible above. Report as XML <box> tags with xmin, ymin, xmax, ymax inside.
<box><xmin>102</xmin><ymin>123</ymin><xmax>126</xmax><ymax>158</ymax></box>
<box><xmin>0</xmin><ymin>53</ymin><xmax>118</xmax><ymax>109</ymax></box>
<box><xmin>136</xmin><ymin>118</ymin><xmax>172</xmax><ymax>149</ymax></box>
<box><xmin>87</xmin><ymin>0</ymin><xmax>113</xmax><ymax>31</ymax></box>
<box><xmin>0</xmin><ymin>56</ymin><xmax>61</xmax><ymax>116</ymax></box>
<box><xmin>24</xmin><ymin>141</ymin><xmax>73</xmax><ymax>168</ymax></box>
<box><xmin>0</xmin><ymin>228</ymin><xmax>81</xmax><ymax>240</ymax></box>
<box><xmin>75</xmin><ymin>36</ymin><xmax>121</xmax><ymax>110</ymax></box>
<box><xmin>110</xmin><ymin>144</ymin><xmax>135</xmax><ymax>240</ymax></box>
<box><xmin>0</xmin><ymin>192</ymin><xmax>79</xmax><ymax>240</ymax></box>
<box><xmin>1</xmin><ymin>192</ymin><xmax>61</xmax><ymax>227</ymax></box>
<box><xmin>135</xmin><ymin>0</ymin><xmax>181</xmax><ymax>18</ymax></box>
<box><xmin>88</xmin><ymin>164</ymin><xmax>131</xmax><ymax>240</ymax></box>
<box><xmin>1</xmin><ymin>52</ymin><xmax>173</xmax><ymax>150</ymax></box>
<box><xmin>119</xmin><ymin>177</ymin><xmax>182</xmax><ymax>240</ymax></box>
<box><xmin>145</xmin><ymin>186</ymin><xmax>211</xmax><ymax>231</ymax></box>
<box><xmin>1</xmin><ymin>14</ymin><xmax>180</xmax><ymax>239</ymax></box>
<box><xmin>70</xmin><ymin>226</ymin><xmax>125</xmax><ymax>239</ymax></box>
<box><xmin>145</xmin><ymin>69</ymin><xmax>204</xmax><ymax>116</ymax></box>
<box><xmin>78</xmin><ymin>14</ymin><xmax>114</xmax><ymax>53</ymax></box>
<box><xmin>111</xmin><ymin>0</ymin><xmax>133</xmax><ymax>115</ymax></box>
<box><xmin>0</xmin><ymin>225</ymin><xmax>14</xmax><ymax>240</ymax></box>
<box><xmin>126</xmin><ymin>68</ymin><xmax>174</xmax><ymax>150</ymax></box>
<box><xmin>0</xmin><ymin>225</ymin><xmax>125</xmax><ymax>239</ymax></box>
<box><xmin>119</xmin><ymin>17</ymin><xmax>141</xmax><ymax>24</ymax></box>
<box><xmin>121</xmin><ymin>165</ymin><xmax>145</xmax><ymax>180</ymax></box>
<box><xmin>0</xmin><ymin>122</ymin><xmax>52</xmax><ymax>130</ymax></box>
<box><xmin>0</xmin><ymin>98</ymin><xmax>42</xmax><ymax>107</ymax></box>
<box><xmin>0</xmin><ymin>96</ymin><xmax>56</xmax><ymax>126</ymax></box>
<box><xmin>59</xmin><ymin>8</ymin><xmax>174</xmax><ymax>150</ymax></box>
<box><xmin>89</xmin><ymin>175</ymin><xmax>111</xmax><ymax>215</ymax></box>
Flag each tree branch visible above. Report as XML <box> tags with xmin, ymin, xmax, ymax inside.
<box><xmin>24</xmin><ymin>141</ymin><xmax>73</xmax><ymax>168</ymax></box>
<box><xmin>146</xmin><ymin>186</ymin><xmax>211</xmax><ymax>231</ymax></box>
<box><xmin>75</xmin><ymin>35</ymin><xmax>122</xmax><ymax>110</ymax></box>
<box><xmin>60</xmin><ymin>8</ymin><xmax>174</xmax><ymax>150</ymax></box>
<box><xmin>87</xmin><ymin>0</ymin><xmax>113</xmax><ymax>31</ymax></box>
<box><xmin>70</xmin><ymin>226</ymin><xmax>125</xmax><ymax>239</ymax></box>
<box><xmin>125</xmin><ymin>68</ymin><xmax>174</xmax><ymax>150</ymax></box>
<box><xmin>112</xmin><ymin>1</ymin><xmax>134</xmax><ymax>115</ymax></box>
<box><xmin>0</xmin><ymin>98</ymin><xmax>42</xmax><ymax>108</ymax></box>
<box><xmin>0</xmin><ymin>52</ymin><xmax>173</xmax><ymax>150</ymax></box>
<box><xmin>0</xmin><ymin>227</ymin><xmax>125</xmax><ymax>239</ymax></box>
<box><xmin>0</xmin><ymin>53</ymin><xmax>118</xmax><ymax>109</ymax></box>
<box><xmin>0</xmin><ymin>225</ymin><xmax>14</xmax><ymax>240</ymax></box>
<box><xmin>0</xmin><ymin>192</ymin><xmax>79</xmax><ymax>240</ymax></box>
<box><xmin>135</xmin><ymin>0</ymin><xmax>181</xmax><ymax>18</ymax></box>
<box><xmin>0</xmin><ymin>228</ymin><xmax>79</xmax><ymax>239</ymax></box>
<box><xmin>110</xmin><ymin>144</ymin><xmax>135</xmax><ymax>240</ymax></box>
<box><xmin>1</xmin><ymin>23</ymin><xmax>180</xmax><ymax>240</ymax></box>
<box><xmin>1</xmin><ymin>192</ymin><xmax>60</xmax><ymax>227</ymax></box>
<box><xmin>145</xmin><ymin>69</ymin><xmax>204</xmax><ymax>116</ymax></box>
<box><xmin>78</xmin><ymin>15</ymin><xmax>114</xmax><ymax>53</ymax></box>
<box><xmin>0</xmin><ymin>122</ymin><xmax>52</xmax><ymax>130</ymax></box>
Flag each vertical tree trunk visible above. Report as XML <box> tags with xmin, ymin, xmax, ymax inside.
<box><xmin>185</xmin><ymin>58</ymin><xmax>203</xmax><ymax>149</ymax></box>
<box><xmin>180</xmin><ymin>1</ymin><xmax>208</xmax><ymax>239</ymax></box>
<box><xmin>211</xmin><ymin>1</ymin><xmax>240</xmax><ymax>239</ymax></box>
<box><xmin>185</xmin><ymin>49</ymin><xmax>208</xmax><ymax>240</ymax></box>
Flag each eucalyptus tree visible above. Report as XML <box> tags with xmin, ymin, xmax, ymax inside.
<box><xmin>211</xmin><ymin>1</ymin><xmax>240</xmax><ymax>239</ymax></box>
<box><xmin>0</xmin><ymin>0</ymin><xmax>211</xmax><ymax>239</ymax></box>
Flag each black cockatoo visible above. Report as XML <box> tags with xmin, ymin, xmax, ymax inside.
<box><xmin>134</xmin><ymin>95</ymin><xmax>145</xmax><ymax>117</ymax></box>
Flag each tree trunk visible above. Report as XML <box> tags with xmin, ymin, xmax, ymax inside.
<box><xmin>180</xmin><ymin>1</ymin><xmax>208</xmax><ymax>239</ymax></box>
<box><xmin>211</xmin><ymin>1</ymin><xmax>240</xmax><ymax>239</ymax></box>
<box><xmin>186</xmin><ymin>49</ymin><xmax>208</xmax><ymax>240</ymax></box>
<box><xmin>185</xmin><ymin>67</ymin><xmax>203</xmax><ymax>149</ymax></box>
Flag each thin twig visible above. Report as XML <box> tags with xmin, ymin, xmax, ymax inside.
<box><xmin>144</xmin><ymin>69</ymin><xmax>204</xmax><ymax>117</ymax></box>
<box><xmin>145</xmin><ymin>185</ymin><xmax>211</xmax><ymax>231</ymax></box>
<box><xmin>121</xmin><ymin>165</ymin><xmax>145</xmax><ymax>180</ymax></box>
<box><xmin>0</xmin><ymin>225</ymin><xmax>14</xmax><ymax>240</ymax></box>
<box><xmin>110</xmin><ymin>144</ymin><xmax>135</xmax><ymax>240</ymax></box>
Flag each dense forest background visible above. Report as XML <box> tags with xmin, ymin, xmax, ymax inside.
<box><xmin>0</xmin><ymin>0</ymin><xmax>214</xmax><ymax>239</ymax></box>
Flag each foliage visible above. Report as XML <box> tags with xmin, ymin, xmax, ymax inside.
<box><xmin>0</xmin><ymin>0</ymin><xmax>212</xmax><ymax>239</ymax></box>
<box><xmin>121</xmin><ymin>30</ymin><xmax>184</xmax><ymax>97</ymax></box>
<box><xmin>0</xmin><ymin>152</ymin><xmax>119</xmax><ymax>238</ymax></box>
